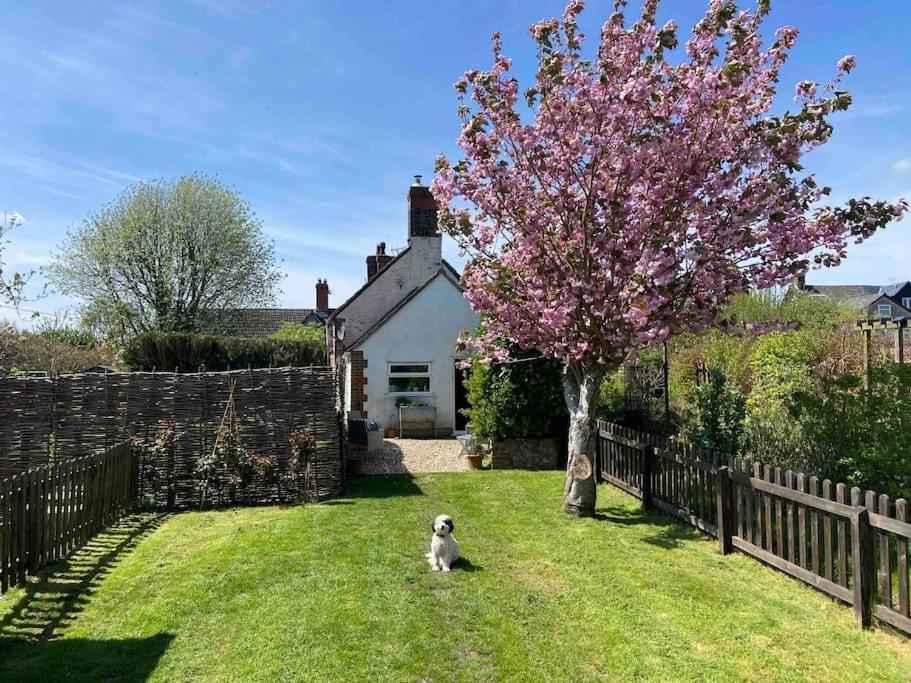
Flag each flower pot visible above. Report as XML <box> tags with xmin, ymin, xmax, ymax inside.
<box><xmin>466</xmin><ymin>453</ymin><xmax>484</xmax><ymax>470</ymax></box>
<box><xmin>348</xmin><ymin>458</ymin><xmax>364</xmax><ymax>476</ymax></box>
<box><xmin>384</xmin><ymin>428</ymin><xmax>398</xmax><ymax>439</ymax></box>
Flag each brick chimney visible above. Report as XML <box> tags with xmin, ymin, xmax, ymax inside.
<box><xmin>408</xmin><ymin>175</ymin><xmax>438</xmax><ymax>240</ymax></box>
<box><xmin>315</xmin><ymin>278</ymin><xmax>329</xmax><ymax>312</ymax></box>
<box><xmin>366</xmin><ymin>242</ymin><xmax>394</xmax><ymax>281</ymax></box>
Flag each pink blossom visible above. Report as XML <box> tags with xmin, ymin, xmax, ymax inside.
<box><xmin>432</xmin><ymin>1</ymin><xmax>907</xmax><ymax>371</ymax></box>
<box><xmin>837</xmin><ymin>54</ymin><xmax>856</xmax><ymax>73</ymax></box>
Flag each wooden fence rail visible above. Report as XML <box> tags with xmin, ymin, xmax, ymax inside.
<box><xmin>596</xmin><ymin>420</ymin><xmax>910</xmax><ymax>636</ymax></box>
<box><xmin>0</xmin><ymin>441</ymin><xmax>137</xmax><ymax>594</ymax></box>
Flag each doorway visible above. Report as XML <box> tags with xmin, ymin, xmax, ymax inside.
<box><xmin>454</xmin><ymin>362</ymin><xmax>469</xmax><ymax>431</ymax></box>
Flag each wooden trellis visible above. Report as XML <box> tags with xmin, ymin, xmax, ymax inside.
<box><xmin>856</xmin><ymin>317</ymin><xmax>908</xmax><ymax>390</ymax></box>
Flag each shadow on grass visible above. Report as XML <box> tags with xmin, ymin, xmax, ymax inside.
<box><xmin>0</xmin><ymin>512</ymin><xmax>172</xmax><ymax>680</ymax></box>
<box><xmin>0</xmin><ymin>513</ymin><xmax>166</xmax><ymax>643</ymax></box>
<box><xmin>454</xmin><ymin>556</ymin><xmax>483</xmax><ymax>573</ymax></box>
<box><xmin>345</xmin><ymin>474</ymin><xmax>424</xmax><ymax>499</ymax></box>
<box><xmin>0</xmin><ymin>633</ymin><xmax>174</xmax><ymax>682</ymax></box>
<box><xmin>594</xmin><ymin>503</ymin><xmax>704</xmax><ymax>550</ymax></box>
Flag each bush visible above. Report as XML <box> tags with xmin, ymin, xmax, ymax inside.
<box><xmin>268</xmin><ymin>322</ymin><xmax>326</xmax><ymax>349</ymax></box>
<box><xmin>123</xmin><ymin>331</ymin><xmax>326</xmax><ymax>372</ymax></box>
<box><xmin>683</xmin><ymin>370</ymin><xmax>746</xmax><ymax>456</ymax></box>
<box><xmin>464</xmin><ymin>350</ymin><xmax>567</xmax><ymax>441</ymax></box>
<box><xmin>0</xmin><ymin>322</ymin><xmax>116</xmax><ymax>375</ymax></box>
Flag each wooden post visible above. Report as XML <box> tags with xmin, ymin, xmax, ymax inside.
<box><xmin>662</xmin><ymin>341</ymin><xmax>670</xmax><ymax>423</ymax></box>
<box><xmin>716</xmin><ymin>465</ymin><xmax>733</xmax><ymax>555</ymax></box>
<box><xmin>896</xmin><ymin>324</ymin><xmax>906</xmax><ymax>365</ymax></box>
<box><xmin>851</xmin><ymin>506</ymin><xmax>875</xmax><ymax>628</ymax></box>
<box><xmin>641</xmin><ymin>446</ymin><xmax>654</xmax><ymax>510</ymax></box>
<box><xmin>862</xmin><ymin>328</ymin><xmax>872</xmax><ymax>392</ymax></box>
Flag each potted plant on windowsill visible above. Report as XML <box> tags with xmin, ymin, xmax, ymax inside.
<box><xmin>396</xmin><ymin>397</ymin><xmax>436</xmax><ymax>438</ymax></box>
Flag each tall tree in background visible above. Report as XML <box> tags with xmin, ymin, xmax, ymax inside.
<box><xmin>48</xmin><ymin>174</ymin><xmax>282</xmax><ymax>344</ymax></box>
<box><xmin>0</xmin><ymin>212</ymin><xmax>30</xmax><ymax>308</ymax></box>
<box><xmin>433</xmin><ymin>0</ymin><xmax>907</xmax><ymax>516</ymax></box>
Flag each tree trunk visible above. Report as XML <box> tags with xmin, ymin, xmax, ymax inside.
<box><xmin>562</xmin><ymin>361</ymin><xmax>605</xmax><ymax>517</ymax></box>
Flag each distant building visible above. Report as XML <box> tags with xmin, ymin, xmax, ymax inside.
<box><xmin>200</xmin><ymin>280</ymin><xmax>335</xmax><ymax>337</ymax></box>
<box><xmin>792</xmin><ymin>276</ymin><xmax>911</xmax><ymax>320</ymax></box>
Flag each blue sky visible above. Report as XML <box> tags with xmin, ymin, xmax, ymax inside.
<box><xmin>1</xmin><ymin>0</ymin><xmax>909</xmax><ymax>326</ymax></box>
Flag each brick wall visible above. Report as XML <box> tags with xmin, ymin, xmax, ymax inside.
<box><xmin>350</xmin><ymin>350</ymin><xmax>367</xmax><ymax>417</ymax></box>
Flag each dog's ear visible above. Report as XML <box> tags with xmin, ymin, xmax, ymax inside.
<box><xmin>432</xmin><ymin>521</ymin><xmax>436</xmax><ymax>533</ymax></box>
<box><xmin>445</xmin><ymin>518</ymin><xmax>454</xmax><ymax>532</ymax></box>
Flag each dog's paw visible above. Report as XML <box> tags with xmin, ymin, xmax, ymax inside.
<box><xmin>441</xmin><ymin>566</ymin><xmax>451</xmax><ymax>573</ymax></box>
<box><xmin>431</xmin><ymin>564</ymin><xmax>441</xmax><ymax>571</ymax></box>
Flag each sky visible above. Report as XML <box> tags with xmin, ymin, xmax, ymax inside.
<box><xmin>1</xmin><ymin>0</ymin><xmax>909</xmax><ymax>327</ymax></box>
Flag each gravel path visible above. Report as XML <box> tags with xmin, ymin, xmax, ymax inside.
<box><xmin>360</xmin><ymin>438</ymin><xmax>469</xmax><ymax>475</ymax></box>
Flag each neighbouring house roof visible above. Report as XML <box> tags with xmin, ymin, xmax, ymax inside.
<box><xmin>881</xmin><ymin>281</ymin><xmax>911</xmax><ymax>298</ymax></box>
<box><xmin>800</xmin><ymin>281</ymin><xmax>911</xmax><ymax>317</ymax></box>
<box><xmin>347</xmin><ymin>267</ymin><xmax>463</xmax><ymax>350</ymax></box>
<box><xmin>200</xmin><ymin>308</ymin><xmax>334</xmax><ymax>337</ymax></box>
<box><xmin>802</xmin><ymin>284</ymin><xmax>883</xmax><ymax>309</ymax></box>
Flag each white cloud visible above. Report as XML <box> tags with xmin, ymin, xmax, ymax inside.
<box><xmin>894</xmin><ymin>158</ymin><xmax>911</xmax><ymax>173</ymax></box>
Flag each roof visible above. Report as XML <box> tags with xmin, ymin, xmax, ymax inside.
<box><xmin>881</xmin><ymin>281</ymin><xmax>911</xmax><ymax>297</ymax></box>
<box><xmin>328</xmin><ymin>246</ymin><xmax>412</xmax><ymax>322</ymax></box>
<box><xmin>802</xmin><ymin>282</ymin><xmax>911</xmax><ymax>311</ymax></box>
<box><xmin>347</xmin><ymin>267</ymin><xmax>463</xmax><ymax>350</ymax></box>
<box><xmin>200</xmin><ymin>308</ymin><xmax>334</xmax><ymax>337</ymax></box>
<box><xmin>803</xmin><ymin>284</ymin><xmax>882</xmax><ymax>308</ymax></box>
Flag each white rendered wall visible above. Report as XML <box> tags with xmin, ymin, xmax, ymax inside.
<box><xmin>357</xmin><ymin>274</ymin><xmax>478</xmax><ymax>433</ymax></box>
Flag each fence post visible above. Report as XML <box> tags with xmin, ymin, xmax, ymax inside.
<box><xmin>641</xmin><ymin>446</ymin><xmax>654</xmax><ymax>509</ymax></box>
<box><xmin>716</xmin><ymin>466</ymin><xmax>733</xmax><ymax>555</ymax></box>
<box><xmin>851</xmin><ymin>506</ymin><xmax>875</xmax><ymax>628</ymax></box>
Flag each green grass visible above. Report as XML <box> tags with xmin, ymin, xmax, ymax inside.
<box><xmin>1</xmin><ymin>471</ymin><xmax>910</xmax><ymax>681</ymax></box>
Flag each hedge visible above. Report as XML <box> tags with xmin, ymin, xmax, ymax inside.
<box><xmin>123</xmin><ymin>332</ymin><xmax>326</xmax><ymax>372</ymax></box>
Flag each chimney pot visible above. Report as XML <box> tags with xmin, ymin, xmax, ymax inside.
<box><xmin>315</xmin><ymin>279</ymin><xmax>329</xmax><ymax>312</ymax></box>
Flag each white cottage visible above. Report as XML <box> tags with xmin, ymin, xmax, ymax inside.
<box><xmin>327</xmin><ymin>177</ymin><xmax>479</xmax><ymax>435</ymax></box>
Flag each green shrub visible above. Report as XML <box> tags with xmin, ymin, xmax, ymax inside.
<box><xmin>683</xmin><ymin>370</ymin><xmax>746</xmax><ymax>456</ymax></box>
<box><xmin>123</xmin><ymin>331</ymin><xmax>326</xmax><ymax>372</ymax></box>
<box><xmin>268</xmin><ymin>322</ymin><xmax>326</xmax><ymax>348</ymax></box>
<box><xmin>464</xmin><ymin>350</ymin><xmax>566</xmax><ymax>441</ymax></box>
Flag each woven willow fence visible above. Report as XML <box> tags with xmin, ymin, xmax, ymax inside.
<box><xmin>0</xmin><ymin>367</ymin><xmax>342</xmax><ymax>507</ymax></box>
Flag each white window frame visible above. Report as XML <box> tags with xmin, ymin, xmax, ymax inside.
<box><xmin>877</xmin><ymin>303</ymin><xmax>892</xmax><ymax>318</ymax></box>
<box><xmin>903</xmin><ymin>297</ymin><xmax>911</xmax><ymax>311</ymax></box>
<box><xmin>387</xmin><ymin>362</ymin><xmax>432</xmax><ymax>395</ymax></box>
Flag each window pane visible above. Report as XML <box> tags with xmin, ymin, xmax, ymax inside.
<box><xmin>903</xmin><ymin>297</ymin><xmax>911</xmax><ymax>310</ymax></box>
<box><xmin>390</xmin><ymin>364</ymin><xmax>429</xmax><ymax>374</ymax></box>
<box><xmin>878</xmin><ymin>304</ymin><xmax>892</xmax><ymax>317</ymax></box>
<box><xmin>388</xmin><ymin>376</ymin><xmax>430</xmax><ymax>393</ymax></box>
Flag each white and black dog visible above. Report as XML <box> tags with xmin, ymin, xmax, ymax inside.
<box><xmin>427</xmin><ymin>514</ymin><xmax>460</xmax><ymax>572</ymax></box>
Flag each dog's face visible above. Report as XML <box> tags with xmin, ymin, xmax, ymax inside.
<box><xmin>432</xmin><ymin>515</ymin><xmax>454</xmax><ymax>537</ymax></box>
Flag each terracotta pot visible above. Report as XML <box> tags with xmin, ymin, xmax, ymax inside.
<box><xmin>466</xmin><ymin>453</ymin><xmax>484</xmax><ymax>470</ymax></box>
<box><xmin>348</xmin><ymin>459</ymin><xmax>364</xmax><ymax>476</ymax></box>
<box><xmin>384</xmin><ymin>428</ymin><xmax>398</xmax><ymax>439</ymax></box>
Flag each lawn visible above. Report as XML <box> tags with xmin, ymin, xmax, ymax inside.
<box><xmin>1</xmin><ymin>471</ymin><xmax>910</xmax><ymax>682</ymax></box>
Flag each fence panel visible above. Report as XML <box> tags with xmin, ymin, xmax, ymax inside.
<box><xmin>0</xmin><ymin>441</ymin><xmax>136</xmax><ymax>595</ymax></box>
<box><xmin>597</xmin><ymin>420</ymin><xmax>910</xmax><ymax>637</ymax></box>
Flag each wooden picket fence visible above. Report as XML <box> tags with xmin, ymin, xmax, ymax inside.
<box><xmin>0</xmin><ymin>441</ymin><xmax>138</xmax><ymax>594</ymax></box>
<box><xmin>597</xmin><ymin>421</ymin><xmax>911</xmax><ymax>636</ymax></box>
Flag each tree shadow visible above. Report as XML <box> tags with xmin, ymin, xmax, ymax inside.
<box><xmin>345</xmin><ymin>474</ymin><xmax>425</xmax><ymax>499</ymax></box>
<box><xmin>594</xmin><ymin>503</ymin><xmax>705</xmax><ymax>550</ymax></box>
<box><xmin>0</xmin><ymin>512</ymin><xmax>167</xmax><ymax>643</ymax></box>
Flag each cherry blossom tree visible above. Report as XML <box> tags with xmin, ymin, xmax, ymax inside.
<box><xmin>432</xmin><ymin>0</ymin><xmax>907</xmax><ymax>516</ymax></box>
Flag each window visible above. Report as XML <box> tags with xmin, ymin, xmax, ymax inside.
<box><xmin>388</xmin><ymin>363</ymin><xmax>431</xmax><ymax>394</ymax></box>
<box><xmin>903</xmin><ymin>297</ymin><xmax>911</xmax><ymax>311</ymax></box>
<box><xmin>877</xmin><ymin>303</ymin><xmax>892</xmax><ymax>318</ymax></box>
